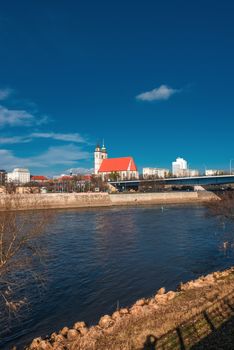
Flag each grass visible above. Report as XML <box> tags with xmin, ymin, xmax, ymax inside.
<box><xmin>82</xmin><ymin>270</ymin><xmax>234</xmax><ymax>350</ymax></box>
<box><xmin>26</xmin><ymin>268</ymin><xmax>234</xmax><ymax>350</ymax></box>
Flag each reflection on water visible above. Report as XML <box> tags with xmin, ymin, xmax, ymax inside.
<box><xmin>2</xmin><ymin>204</ymin><xmax>234</xmax><ymax>349</ymax></box>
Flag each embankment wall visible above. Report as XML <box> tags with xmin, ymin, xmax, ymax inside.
<box><xmin>0</xmin><ymin>193</ymin><xmax>112</xmax><ymax>210</ymax></box>
<box><xmin>109</xmin><ymin>191</ymin><xmax>218</xmax><ymax>205</ymax></box>
<box><xmin>0</xmin><ymin>191</ymin><xmax>219</xmax><ymax>211</ymax></box>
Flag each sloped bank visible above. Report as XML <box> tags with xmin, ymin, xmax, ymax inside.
<box><xmin>0</xmin><ymin>191</ymin><xmax>219</xmax><ymax>211</ymax></box>
<box><xmin>109</xmin><ymin>191</ymin><xmax>219</xmax><ymax>205</ymax></box>
<box><xmin>25</xmin><ymin>267</ymin><xmax>234</xmax><ymax>350</ymax></box>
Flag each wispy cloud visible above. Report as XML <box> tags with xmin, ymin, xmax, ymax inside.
<box><xmin>0</xmin><ymin>132</ymin><xmax>88</xmax><ymax>144</ymax></box>
<box><xmin>0</xmin><ymin>144</ymin><xmax>91</xmax><ymax>170</ymax></box>
<box><xmin>34</xmin><ymin>144</ymin><xmax>90</xmax><ymax>167</ymax></box>
<box><xmin>0</xmin><ymin>105</ymin><xmax>35</xmax><ymax>127</ymax></box>
<box><xmin>136</xmin><ymin>84</ymin><xmax>180</xmax><ymax>102</ymax></box>
<box><xmin>0</xmin><ymin>86</ymin><xmax>91</xmax><ymax>173</ymax></box>
<box><xmin>0</xmin><ymin>88</ymin><xmax>13</xmax><ymax>101</ymax></box>
<box><xmin>0</xmin><ymin>136</ymin><xmax>31</xmax><ymax>144</ymax></box>
<box><xmin>31</xmin><ymin>132</ymin><xmax>86</xmax><ymax>143</ymax></box>
<box><xmin>0</xmin><ymin>86</ymin><xmax>49</xmax><ymax>127</ymax></box>
<box><xmin>0</xmin><ymin>105</ymin><xmax>48</xmax><ymax>128</ymax></box>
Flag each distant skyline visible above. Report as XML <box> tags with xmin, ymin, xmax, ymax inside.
<box><xmin>0</xmin><ymin>1</ymin><xmax>234</xmax><ymax>175</ymax></box>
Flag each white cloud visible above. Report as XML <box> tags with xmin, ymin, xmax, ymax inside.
<box><xmin>34</xmin><ymin>144</ymin><xmax>90</xmax><ymax>167</ymax></box>
<box><xmin>0</xmin><ymin>105</ymin><xmax>48</xmax><ymax>128</ymax></box>
<box><xmin>0</xmin><ymin>136</ymin><xmax>31</xmax><ymax>144</ymax></box>
<box><xmin>0</xmin><ymin>149</ymin><xmax>20</xmax><ymax>169</ymax></box>
<box><xmin>0</xmin><ymin>87</ymin><xmax>48</xmax><ymax>127</ymax></box>
<box><xmin>31</xmin><ymin>132</ymin><xmax>86</xmax><ymax>143</ymax></box>
<box><xmin>136</xmin><ymin>85</ymin><xmax>180</xmax><ymax>101</ymax></box>
<box><xmin>0</xmin><ymin>88</ymin><xmax>13</xmax><ymax>101</ymax></box>
<box><xmin>0</xmin><ymin>144</ymin><xmax>91</xmax><ymax>171</ymax></box>
<box><xmin>0</xmin><ymin>105</ymin><xmax>35</xmax><ymax>127</ymax></box>
<box><xmin>35</xmin><ymin>115</ymin><xmax>49</xmax><ymax>125</ymax></box>
<box><xmin>0</xmin><ymin>132</ymin><xmax>88</xmax><ymax>144</ymax></box>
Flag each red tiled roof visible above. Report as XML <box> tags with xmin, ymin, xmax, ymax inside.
<box><xmin>58</xmin><ymin>176</ymin><xmax>73</xmax><ymax>181</ymax></box>
<box><xmin>98</xmin><ymin>157</ymin><xmax>137</xmax><ymax>172</ymax></box>
<box><xmin>31</xmin><ymin>175</ymin><xmax>48</xmax><ymax>181</ymax></box>
<box><xmin>84</xmin><ymin>174</ymin><xmax>92</xmax><ymax>180</ymax></box>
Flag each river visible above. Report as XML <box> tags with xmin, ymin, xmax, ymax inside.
<box><xmin>2</xmin><ymin>204</ymin><xmax>234</xmax><ymax>349</ymax></box>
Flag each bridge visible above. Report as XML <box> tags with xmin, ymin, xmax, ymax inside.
<box><xmin>109</xmin><ymin>175</ymin><xmax>234</xmax><ymax>190</ymax></box>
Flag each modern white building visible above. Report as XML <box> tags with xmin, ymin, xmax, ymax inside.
<box><xmin>188</xmin><ymin>169</ymin><xmax>200</xmax><ymax>177</ymax></box>
<box><xmin>7</xmin><ymin>168</ymin><xmax>30</xmax><ymax>184</ymax></box>
<box><xmin>172</xmin><ymin>157</ymin><xmax>188</xmax><ymax>177</ymax></box>
<box><xmin>205</xmin><ymin>169</ymin><xmax>223</xmax><ymax>176</ymax></box>
<box><xmin>143</xmin><ymin>167</ymin><xmax>169</xmax><ymax>179</ymax></box>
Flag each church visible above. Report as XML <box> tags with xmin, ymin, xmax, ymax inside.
<box><xmin>94</xmin><ymin>143</ymin><xmax>139</xmax><ymax>180</ymax></box>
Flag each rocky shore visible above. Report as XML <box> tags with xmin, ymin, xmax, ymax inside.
<box><xmin>24</xmin><ymin>267</ymin><xmax>234</xmax><ymax>350</ymax></box>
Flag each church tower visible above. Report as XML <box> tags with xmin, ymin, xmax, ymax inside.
<box><xmin>94</xmin><ymin>141</ymin><xmax>108</xmax><ymax>174</ymax></box>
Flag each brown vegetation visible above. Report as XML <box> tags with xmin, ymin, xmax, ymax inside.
<box><xmin>0</xmin><ymin>195</ymin><xmax>53</xmax><ymax>327</ymax></box>
<box><xmin>208</xmin><ymin>191</ymin><xmax>234</xmax><ymax>219</ymax></box>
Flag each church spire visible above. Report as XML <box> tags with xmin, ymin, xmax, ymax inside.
<box><xmin>101</xmin><ymin>139</ymin><xmax>107</xmax><ymax>153</ymax></box>
<box><xmin>94</xmin><ymin>138</ymin><xmax>108</xmax><ymax>175</ymax></box>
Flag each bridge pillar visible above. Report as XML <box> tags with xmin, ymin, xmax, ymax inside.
<box><xmin>194</xmin><ymin>185</ymin><xmax>206</xmax><ymax>191</ymax></box>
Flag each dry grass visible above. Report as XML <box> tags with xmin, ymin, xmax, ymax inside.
<box><xmin>70</xmin><ymin>270</ymin><xmax>234</xmax><ymax>350</ymax></box>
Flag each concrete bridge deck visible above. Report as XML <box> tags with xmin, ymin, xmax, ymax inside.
<box><xmin>110</xmin><ymin>175</ymin><xmax>234</xmax><ymax>189</ymax></box>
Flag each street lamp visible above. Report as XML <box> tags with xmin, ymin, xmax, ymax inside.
<box><xmin>230</xmin><ymin>159</ymin><xmax>233</xmax><ymax>175</ymax></box>
<box><xmin>203</xmin><ymin>164</ymin><xmax>207</xmax><ymax>176</ymax></box>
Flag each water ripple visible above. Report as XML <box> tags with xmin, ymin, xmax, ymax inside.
<box><xmin>2</xmin><ymin>204</ymin><xmax>234</xmax><ymax>349</ymax></box>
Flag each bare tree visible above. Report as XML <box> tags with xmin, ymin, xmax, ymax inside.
<box><xmin>4</xmin><ymin>182</ymin><xmax>16</xmax><ymax>194</ymax></box>
<box><xmin>208</xmin><ymin>191</ymin><xmax>234</xmax><ymax>219</ymax></box>
<box><xmin>0</xmin><ymin>194</ymin><xmax>54</xmax><ymax>330</ymax></box>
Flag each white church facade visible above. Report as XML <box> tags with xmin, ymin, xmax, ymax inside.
<box><xmin>94</xmin><ymin>144</ymin><xmax>108</xmax><ymax>174</ymax></box>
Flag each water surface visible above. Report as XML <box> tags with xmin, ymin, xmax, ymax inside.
<box><xmin>2</xmin><ymin>204</ymin><xmax>234</xmax><ymax>349</ymax></box>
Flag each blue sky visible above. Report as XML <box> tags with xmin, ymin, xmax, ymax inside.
<box><xmin>0</xmin><ymin>0</ymin><xmax>234</xmax><ymax>175</ymax></box>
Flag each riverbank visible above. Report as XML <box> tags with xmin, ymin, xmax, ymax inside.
<box><xmin>26</xmin><ymin>267</ymin><xmax>234</xmax><ymax>350</ymax></box>
<box><xmin>0</xmin><ymin>191</ymin><xmax>219</xmax><ymax>210</ymax></box>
